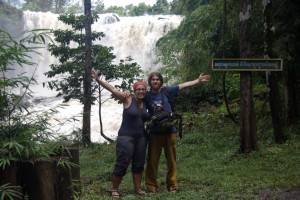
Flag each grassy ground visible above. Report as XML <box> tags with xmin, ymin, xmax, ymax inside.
<box><xmin>78</xmin><ymin>112</ymin><xmax>300</xmax><ymax>200</ymax></box>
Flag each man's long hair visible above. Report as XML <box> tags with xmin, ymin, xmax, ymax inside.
<box><xmin>148</xmin><ymin>72</ymin><xmax>164</xmax><ymax>89</ymax></box>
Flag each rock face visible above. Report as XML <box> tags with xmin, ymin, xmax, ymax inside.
<box><xmin>0</xmin><ymin>2</ymin><xmax>23</xmax><ymax>36</ymax></box>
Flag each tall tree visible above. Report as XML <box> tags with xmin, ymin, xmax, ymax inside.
<box><xmin>239</xmin><ymin>0</ymin><xmax>258</xmax><ymax>153</ymax></box>
<box><xmin>82</xmin><ymin>0</ymin><xmax>92</xmax><ymax>145</ymax></box>
<box><xmin>263</xmin><ymin>0</ymin><xmax>285</xmax><ymax>143</ymax></box>
<box><xmin>274</xmin><ymin>0</ymin><xmax>300</xmax><ymax>124</ymax></box>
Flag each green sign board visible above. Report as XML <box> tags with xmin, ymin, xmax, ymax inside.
<box><xmin>212</xmin><ymin>58</ymin><xmax>283</xmax><ymax>71</ymax></box>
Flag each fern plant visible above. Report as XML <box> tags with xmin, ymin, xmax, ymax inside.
<box><xmin>0</xmin><ymin>183</ymin><xmax>22</xmax><ymax>200</ymax></box>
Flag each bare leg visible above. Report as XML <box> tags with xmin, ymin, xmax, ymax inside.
<box><xmin>132</xmin><ymin>172</ymin><xmax>146</xmax><ymax>195</ymax></box>
<box><xmin>111</xmin><ymin>175</ymin><xmax>122</xmax><ymax>198</ymax></box>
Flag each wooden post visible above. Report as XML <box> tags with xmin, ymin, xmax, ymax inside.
<box><xmin>63</xmin><ymin>146</ymin><xmax>81</xmax><ymax>196</ymax></box>
<box><xmin>0</xmin><ymin>161</ymin><xmax>22</xmax><ymax>200</ymax></box>
<box><xmin>21</xmin><ymin>160</ymin><xmax>57</xmax><ymax>200</ymax></box>
<box><xmin>56</xmin><ymin>157</ymin><xmax>75</xmax><ymax>200</ymax></box>
<box><xmin>0</xmin><ymin>161</ymin><xmax>19</xmax><ymax>185</ymax></box>
<box><xmin>21</xmin><ymin>158</ymin><xmax>75</xmax><ymax>200</ymax></box>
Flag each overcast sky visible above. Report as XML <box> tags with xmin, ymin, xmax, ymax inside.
<box><xmin>102</xmin><ymin>0</ymin><xmax>166</xmax><ymax>8</ymax></box>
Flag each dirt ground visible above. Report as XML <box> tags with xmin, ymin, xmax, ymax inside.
<box><xmin>258</xmin><ymin>187</ymin><xmax>300</xmax><ymax>200</ymax></box>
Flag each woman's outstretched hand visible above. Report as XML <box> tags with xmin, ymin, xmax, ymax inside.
<box><xmin>122</xmin><ymin>90</ymin><xmax>131</xmax><ymax>98</ymax></box>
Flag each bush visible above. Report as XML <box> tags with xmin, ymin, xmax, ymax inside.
<box><xmin>0</xmin><ymin>29</ymin><xmax>57</xmax><ymax>167</ymax></box>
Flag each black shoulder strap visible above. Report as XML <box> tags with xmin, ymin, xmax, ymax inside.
<box><xmin>161</xmin><ymin>87</ymin><xmax>174</xmax><ymax>111</ymax></box>
<box><xmin>161</xmin><ymin>87</ymin><xmax>183</xmax><ymax>139</ymax></box>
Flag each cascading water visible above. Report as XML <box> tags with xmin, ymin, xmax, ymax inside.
<box><xmin>21</xmin><ymin>11</ymin><xmax>183</xmax><ymax>143</ymax></box>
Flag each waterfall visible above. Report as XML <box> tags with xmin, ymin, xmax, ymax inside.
<box><xmin>20</xmin><ymin>11</ymin><xmax>183</xmax><ymax>142</ymax></box>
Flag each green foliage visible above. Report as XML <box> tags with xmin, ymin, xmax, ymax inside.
<box><xmin>274</xmin><ymin>0</ymin><xmax>300</xmax><ymax>74</ymax></box>
<box><xmin>45</xmin><ymin>13</ymin><xmax>142</xmax><ymax>103</ymax></box>
<box><xmin>21</xmin><ymin>0</ymin><xmax>68</xmax><ymax>13</ymax></box>
<box><xmin>0</xmin><ymin>137</ymin><xmax>52</xmax><ymax>169</ymax></box>
<box><xmin>92</xmin><ymin>0</ymin><xmax>105</xmax><ymax>14</ymax></box>
<box><xmin>169</xmin><ymin>0</ymin><xmax>210</xmax><ymax>15</ymax></box>
<box><xmin>0</xmin><ymin>183</ymin><xmax>22</xmax><ymax>200</ymax></box>
<box><xmin>0</xmin><ymin>29</ymin><xmax>61</xmax><ymax>168</ymax></box>
<box><xmin>224</xmin><ymin>72</ymin><xmax>240</xmax><ymax>100</ymax></box>
<box><xmin>19</xmin><ymin>0</ymin><xmax>174</xmax><ymax>16</ymax></box>
<box><xmin>22</xmin><ymin>2</ymin><xmax>40</xmax><ymax>12</ymax></box>
<box><xmin>65</xmin><ymin>2</ymin><xmax>83</xmax><ymax>14</ymax></box>
<box><xmin>156</xmin><ymin>1</ymin><xmax>228</xmax><ymax>90</ymax></box>
<box><xmin>95</xmin><ymin>0</ymin><xmax>172</xmax><ymax>16</ymax></box>
<box><xmin>105</xmin><ymin>6</ymin><xmax>126</xmax><ymax>16</ymax></box>
<box><xmin>57</xmin><ymin>157</ymin><xmax>79</xmax><ymax>169</ymax></box>
<box><xmin>155</xmin><ymin>0</ymin><xmax>295</xmax><ymax>116</ymax></box>
<box><xmin>127</xmin><ymin>3</ymin><xmax>150</xmax><ymax>16</ymax></box>
<box><xmin>169</xmin><ymin>0</ymin><xmax>183</xmax><ymax>14</ymax></box>
<box><xmin>103</xmin><ymin>1</ymin><xmax>170</xmax><ymax>16</ymax></box>
<box><xmin>148</xmin><ymin>0</ymin><xmax>170</xmax><ymax>15</ymax></box>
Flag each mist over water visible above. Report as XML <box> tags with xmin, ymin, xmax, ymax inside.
<box><xmin>19</xmin><ymin>11</ymin><xmax>183</xmax><ymax>142</ymax></box>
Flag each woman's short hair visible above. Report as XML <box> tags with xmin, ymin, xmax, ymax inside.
<box><xmin>148</xmin><ymin>72</ymin><xmax>163</xmax><ymax>88</ymax></box>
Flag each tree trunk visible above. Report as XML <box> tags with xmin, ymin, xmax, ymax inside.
<box><xmin>21</xmin><ymin>160</ymin><xmax>58</xmax><ymax>200</ymax></box>
<box><xmin>0</xmin><ymin>161</ymin><xmax>19</xmax><ymax>185</ymax></box>
<box><xmin>82</xmin><ymin>0</ymin><xmax>92</xmax><ymax>145</ymax></box>
<box><xmin>263</xmin><ymin>0</ymin><xmax>286</xmax><ymax>143</ymax></box>
<box><xmin>0</xmin><ymin>161</ymin><xmax>22</xmax><ymax>200</ymax></box>
<box><xmin>285</xmin><ymin>68</ymin><xmax>298</xmax><ymax>124</ymax></box>
<box><xmin>63</xmin><ymin>147</ymin><xmax>81</xmax><ymax>195</ymax></box>
<box><xmin>239</xmin><ymin>0</ymin><xmax>258</xmax><ymax>153</ymax></box>
<box><xmin>21</xmin><ymin>159</ymin><xmax>74</xmax><ymax>200</ymax></box>
<box><xmin>267</xmin><ymin>72</ymin><xmax>285</xmax><ymax>143</ymax></box>
<box><xmin>56</xmin><ymin>158</ymin><xmax>75</xmax><ymax>200</ymax></box>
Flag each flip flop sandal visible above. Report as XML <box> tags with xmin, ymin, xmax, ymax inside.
<box><xmin>135</xmin><ymin>189</ymin><xmax>146</xmax><ymax>195</ymax></box>
<box><xmin>111</xmin><ymin>190</ymin><xmax>120</xmax><ymax>198</ymax></box>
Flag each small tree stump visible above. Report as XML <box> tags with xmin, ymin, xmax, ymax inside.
<box><xmin>21</xmin><ymin>160</ymin><xmax>57</xmax><ymax>200</ymax></box>
<box><xmin>0</xmin><ymin>160</ymin><xmax>19</xmax><ymax>185</ymax></box>
<box><xmin>0</xmin><ymin>161</ymin><xmax>22</xmax><ymax>200</ymax></box>
<box><xmin>1</xmin><ymin>147</ymin><xmax>81</xmax><ymax>199</ymax></box>
<box><xmin>56</xmin><ymin>157</ymin><xmax>74</xmax><ymax>200</ymax></box>
<box><xmin>63</xmin><ymin>146</ymin><xmax>81</xmax><ymax>195</ymax></box>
